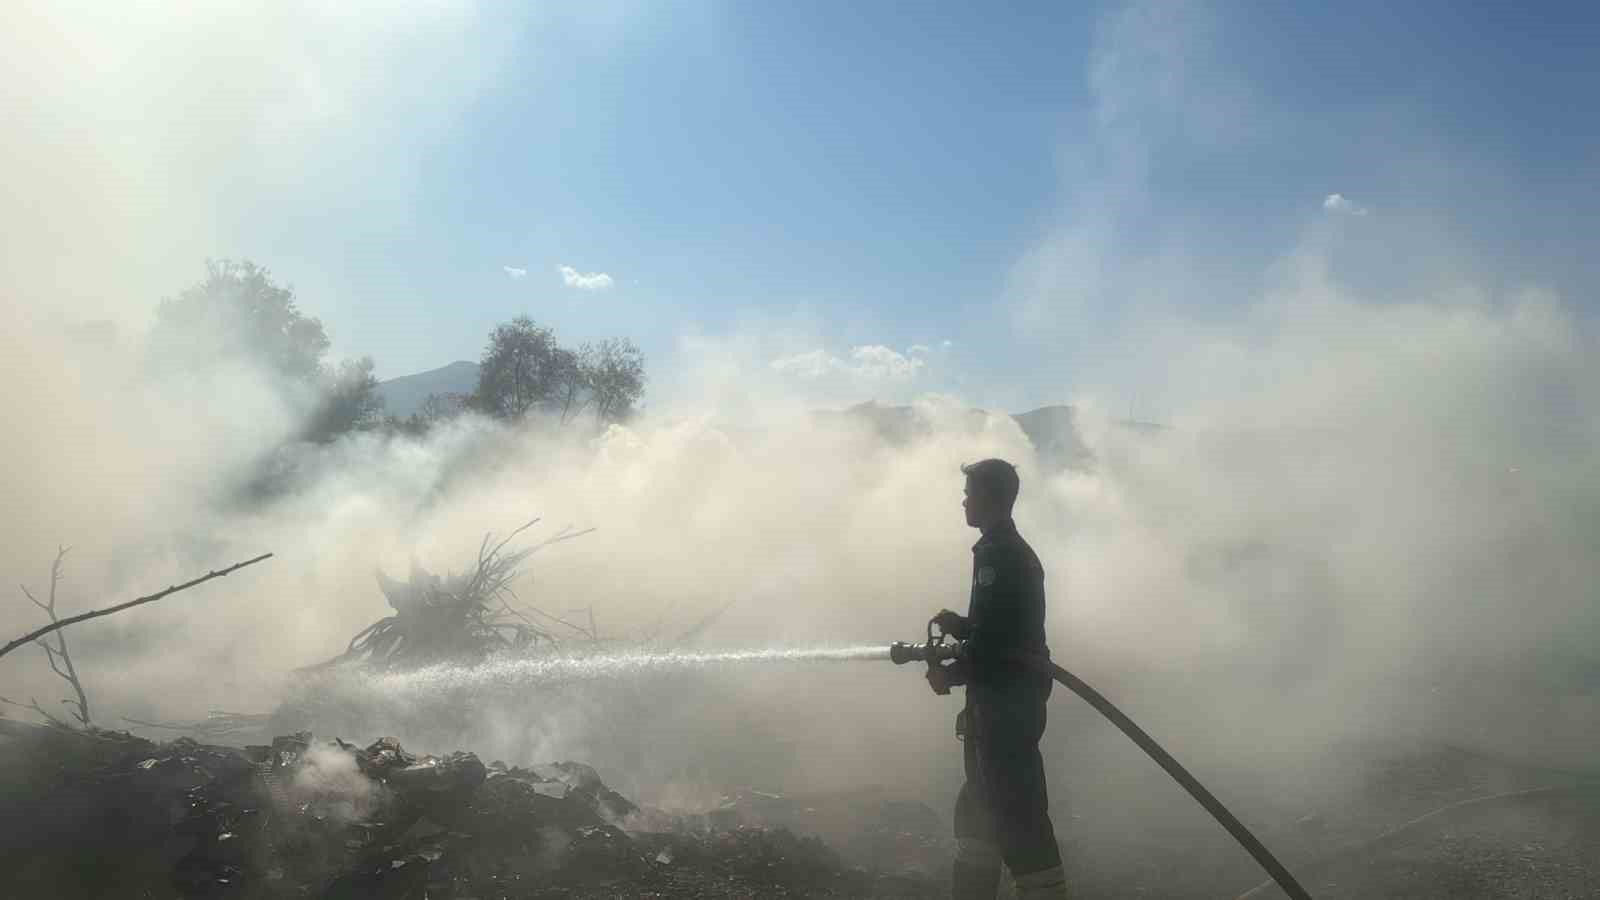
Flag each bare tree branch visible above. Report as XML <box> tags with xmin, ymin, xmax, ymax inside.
<box><xmin>47</xmin><ymin>549</ymin><xmax>88</xmax><ymax>725</ymax></box>
<box><xmin>0</xmin><ymin>695</ymin><xmax>70</xmax><ymax>729</ymax></box>
<box><xmin>508</xmin><ymin>601</ymin><xmax>591</xmax><ymax>639</ymax></box>
<box><xmin>40</xmin><ymin>644</ymin><xmax>69</xmax><ymax>680</ymax></box>
<box><xmin>16</xmin><ymin>548</ymin><xmax>93</xmax><ymax>726</ymax></box>
<box><xmin>486</xmin><ymin>517</ymin><xmax>541</xmax><ymax>563</ymax></box>
<box><xmin>307</xmin><ymin>519</ymin><xmax>593</xmax><ymax>671</ymax></box>
<box><xmin>1</xmin><ymin>553</ymin><xmax>273</xmax><ymax>663</ymax></box>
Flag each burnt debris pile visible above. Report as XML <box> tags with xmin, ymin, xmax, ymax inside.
<box><xmin>307</xmin><ymin>521</ymin><xmax>596</xmax><ymax>673</ymax></box>
<box><xmin>0</xmin><ymin>722</ymin><xmax>938</xmax><ymax>899</ymax></box>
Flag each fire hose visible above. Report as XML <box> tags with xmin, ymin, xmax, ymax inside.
<box><xmin>890</xmin><ymin>618</ymin><xmax>1313</xmax><ymax>900</ymax></box>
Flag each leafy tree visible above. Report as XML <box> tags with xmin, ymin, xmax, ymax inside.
<box><xmin>154</xmin><ymin>259</ymin><xmax>393</xmax><ymax>446</ymax></box>
<box><xmin>463</xmin><ymin>316</ymin><xmax>646</xmax><ymax>426</ymax></box>
<box><xmin>304</xmin><ymin>356</ymin><xmax>384</xmax><ymax>442</ymax></box>
<box><xmin>586</xmin><ymin>338</ymin><xmax>645</xmax><ymax>424</ymax></box>
<box><xmin>552</xmin><ymin>346</ymin><xmax>591</xmax><ymax>425</ymax></box>
<box><xmin>469</xmin><ymin>315</ymin><xmax>562</xmax><ymax>420</ymax></box>
<box><xmin>420</xmin><ymin>392</ymin><xmax>468</xmax><ymax>424</ymax></box>
<box><xmin>151</xmin><ymin>259</ymin><xmax>329</xmax><ymax>382</ymax></box>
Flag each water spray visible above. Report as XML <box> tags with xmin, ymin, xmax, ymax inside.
<box><xmin>340</xmin><ymin>646</ymin><xmax>891</xmax><ymax>701</ymax></box>
<box><xmin>890</xmin><ymin>616</ymin><xmax>1314</xmax><ymax>900</ymax></box>
<box><xmin>322</xmin><ymin>622</ymin><xmax>1311</xmax><ymax>896</ymax></box>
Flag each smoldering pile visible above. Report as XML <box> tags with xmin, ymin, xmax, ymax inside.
<box><xmin>303</xmin><ymin>520</ymin><xmax>598</xmax><ymax>674</ymax></box>
<box><xmin>0</xmin><ymin>722</ymin><xmax>939</xmax><ymax>899</ymax></box>
<box><xmin>258</xmin><ymin>521</ymin><xmax>737</xmax><ymax>758</ymax></box>
<box><xmin>104</xmin><ymin>522</ymin><xmax>611</xmax><ymax>753</ymax></box>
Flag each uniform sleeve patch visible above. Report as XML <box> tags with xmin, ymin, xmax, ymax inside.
<box><xmin>976</xmin><ymin>566</ymin><xmax>996</xmax><ymax>587</ymax></box>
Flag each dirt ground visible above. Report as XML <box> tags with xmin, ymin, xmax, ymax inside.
<box><xmin>5</xmin><ymin>719</ymin><xmax>1600</xmax><ymax>898</ymax></box>
<box><xmin>1051</xmin><ymin>742</ymin><xmax>1600</xmax><ymax>899</ymax></box>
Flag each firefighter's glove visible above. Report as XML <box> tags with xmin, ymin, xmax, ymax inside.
<box><xmin>926</xmin><ymin>656</ymin><xmax>970</xmax><ymax>695</ymax></box>
<box><xmin>932</xmin><ymin>609</ymin><xmax>970</xmax><ymax>640</ymax></box>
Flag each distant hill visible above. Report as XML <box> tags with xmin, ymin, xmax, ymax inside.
<box><xmin>377</xmin><ymin>363</ymin><xmax>1159</xmax><ymax>469</ymax></box>
<box><xmin>375</xmin><ymin>360</ymin><xmax>479</xmax><ymax>418</ymax></box>
<box><xmin>1011</xmin><ymin>405</ymin><xmax>1095</xmax><ymax>469</ymax></box>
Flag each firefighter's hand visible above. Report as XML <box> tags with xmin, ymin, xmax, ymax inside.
<box><xmin>932</xmin><ymin>609</ymin><xmax>969</xmax><ymax>639</ymax></box>
<box><xmin>925</xmin><ymin>663</ymin><xmax>952</xmax><ymax>696</ymax></box>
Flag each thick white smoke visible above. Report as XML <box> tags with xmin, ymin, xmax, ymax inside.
<box><xmin>4</xmin><ymin>0</ymin><xmax>1598</xmax><ymax>872</ymax></box>
<box><xmin>3</xmin><ymin>260</ymin><xmax>1598</xmax><ymax>815</ymax></box>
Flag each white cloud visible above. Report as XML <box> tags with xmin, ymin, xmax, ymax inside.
<box><xmin>941</xmin><ymin>339</ymin><xmax>953</xmax><ymax>348</ymax></box>
<box><xmin>503</xmin><ymin>265</ymin><xmax>528</xmax><ymax>279</ymax></box>
<box><xmin>1323</xmin><ymin>193</ymin><xmax>1369</xmax><ymax>216</ymax></box>
<box><xmin>907</xmin><ymin>344</ymin><xmax>932</xmax><ymax>356</ymax></box>
<box><xmin>769</xmin><ymin>349</ymin><xmax>836</xmax><ymax>379</ymax></box>
<box><xmin>847</xmin><ymin>344</ymin><xmax>924</xmax><ymax>379</ymax></box>
<box><xmin>559</xmin><ymin>264</ymin><xmax>615</xmax><ymax>291</ymax></box>
<box><xmin>769</xmin><ymin>345</ymin><xmax>925</xmax><ymax>381</ymax></box>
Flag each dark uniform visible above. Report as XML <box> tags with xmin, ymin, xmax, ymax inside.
<box><xmin>946</xmin><ymin>517</ymin><xmax>1063</xmax><ymax>896</ymax></box>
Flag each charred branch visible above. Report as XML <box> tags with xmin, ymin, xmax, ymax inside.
<box><xmin>19</xmin><ymin>547</ymin><xmax>91</xmax><ymax>727</ymax></box>
<box><xmin>0</xmin><ymin>553</ymin><xmax>274</xmax><ymax>663</ymax></box>
<box><xmin>306</xmin><ymin>520</ymin><xmax>594</xmax><ymax>671</ymax></box>
<box><xmin>0</xmin><ymin>694</ymin><xmax>72</xmax><ymax>729</ymax></box>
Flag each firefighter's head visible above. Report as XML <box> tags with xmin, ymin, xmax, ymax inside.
<box><xmin>961</xmin><ymin>458</ymin><xmax>1019</xmax><ymax>529</ymax></box>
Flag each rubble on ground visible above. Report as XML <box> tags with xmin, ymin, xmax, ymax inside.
<box><xmin>696</xmin><ymin>787</ymin><xmax>950</xmax><ymax>879</ymax></box>
<box><xmin>0</xmin><ymin>722</ymin><xmax>940</xmax><ymax>899</ymax></box>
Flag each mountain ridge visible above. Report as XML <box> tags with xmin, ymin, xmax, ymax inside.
<box><xmin>376</xmin><ymin>362</ymin><xmax>1160</xmax><ymax>468</ymax></box>
<box><xmin>374</xmin><ymin>360</ymin><xmax>478</xmax><ymax>418</ymax></box>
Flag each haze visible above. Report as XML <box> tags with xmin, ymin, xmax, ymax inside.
<box><xmin>3</xmin><ymin>1</ymin><xmax>1598</xmax><ymax>891</ymax></box>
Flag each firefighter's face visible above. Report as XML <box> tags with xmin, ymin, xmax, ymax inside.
<box><xmin>963</xmin><ymin>477</ymin><xmax>985</xmax><ymax>528</ymax></box>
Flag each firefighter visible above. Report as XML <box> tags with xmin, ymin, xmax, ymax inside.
<box><xmin>928</xmin><ymin>458</ymin><xmax>1068</xmax><ymax>899</ymax></box>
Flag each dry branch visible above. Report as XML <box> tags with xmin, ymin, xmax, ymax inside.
<box><xmin>21</xmin><ymin>547</ymin><xmax>91</xmax><ymax>726</ymax></box>
<box><xmin>0</xmin><ymin>694</ymin><xmax>71</xmax><ymax>728</ymax></box>
<box><xmin>306</xmin><ymin>520</ymin><xmax>592</xmax><ymax>671</ymax></box>
<box><xmin>0</xmin><ymin>553</ymin><xmax>274</xmax><ymax>663</ymax></box>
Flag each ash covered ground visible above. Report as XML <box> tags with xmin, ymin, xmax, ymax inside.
<box><xmin>0</xmin><ymin>721</ymin><xmax>940</xmax><ymax>899</ymax></box>
<box><xmin>7</xmin><ymin>713</ymin><xmax>1600</xmax><ymax>898</ymax></box>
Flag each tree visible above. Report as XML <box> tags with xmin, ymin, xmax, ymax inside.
<box><xmin>151</xmin><ymin>259</ymin><xmax>329</xmax><ymax>382</ymax></box>
<box><xmin>586</xmin><ymin>338</ymin><xmax>645</xmax><ymax>424</ymax></box>
<box><xmin>385</xmin><ymin>392</ymin><xmax>468</xmax><ymax>438</ymax></box>
<box><xmin>304</xmin><ymin>356</ymin><xmax>384</xmax><ymax>442</ymax></box>
<box><xmin>469</xmin><ymin>315</ymin><xmax>561</xmax><ymax>421</ymax></box>
<box><xmin>464</xmin><ymin>316</ymin><xmax>645</xmax><ymax>426</ymax></box>
<box><xmin>420</xmin><ymin>391</ymin><xmax>468</xmax><ymax>425</ymax></box>
<box><xmin>153</xmin><ymin>260</ymin><xmax>393</xmax><ymax>446</ymax></box>
<box><xmin>552</xmin><ymin>346</ymin><xmax>591</xmax><ymax>425</ymax></box>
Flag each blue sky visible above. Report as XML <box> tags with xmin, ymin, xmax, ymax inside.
<box><xmin>5</xmin><ymin>0</ymin><xmax>1598</xmax><ymax>414</ymax></box>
